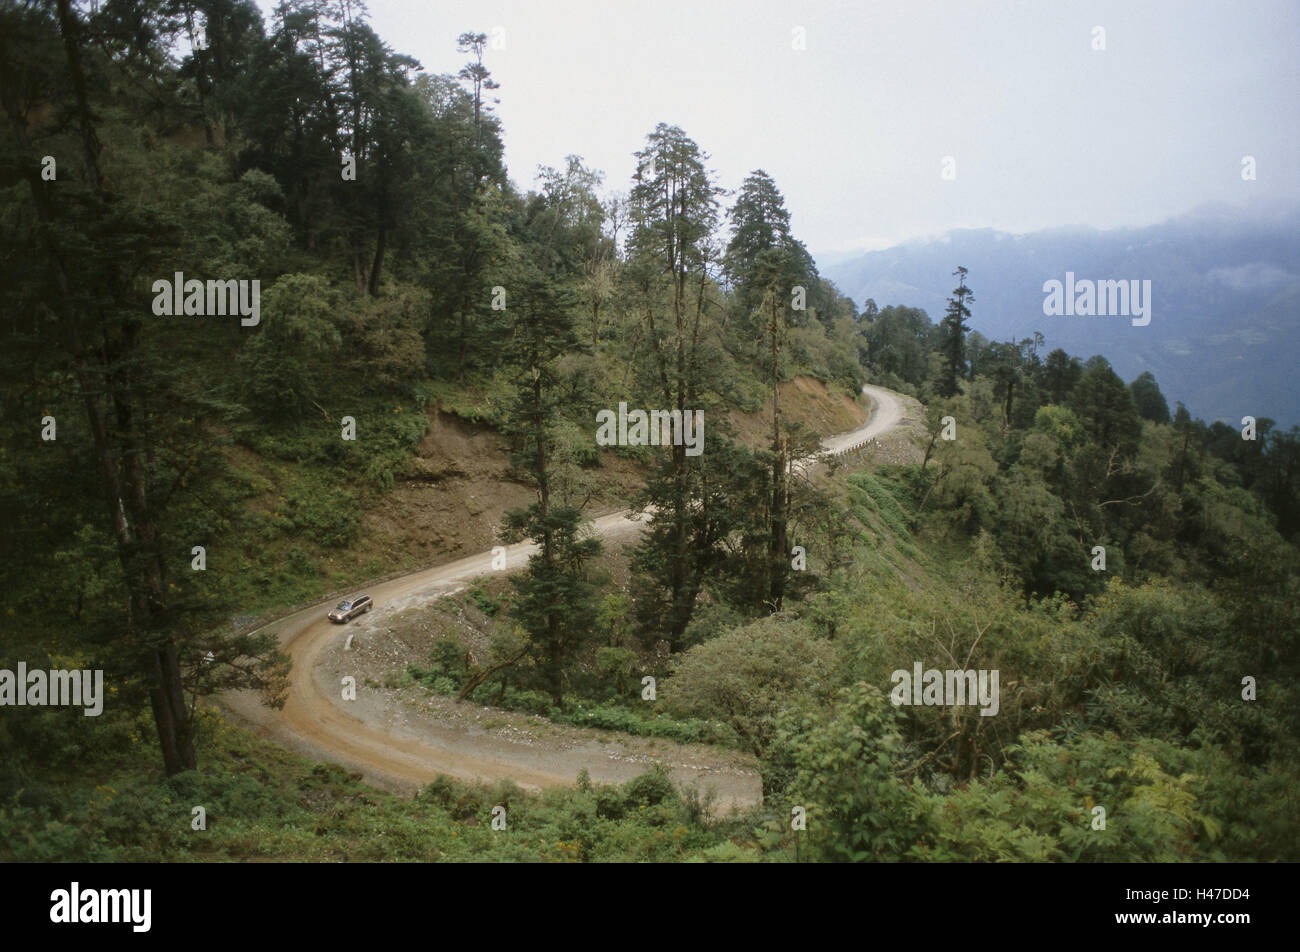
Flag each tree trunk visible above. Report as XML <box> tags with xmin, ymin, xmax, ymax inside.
<box><xmin>19</xmin><ymin>0</ymin><xmax>199</xmax><ymax>774</ymax></box>
<box><xmin>457</xmin><ymin>647</ymin><xmax>527</xmax><ymax>701</ymax></box>
<box><xmin>768</xmin><ymin>293</ymin><xmax>788</xmax><ymax>609</ymax></box>
<box><xmin>367</xmin><ymin>220</ymin><xmax>387</xmax><ymax>296</ymax></box>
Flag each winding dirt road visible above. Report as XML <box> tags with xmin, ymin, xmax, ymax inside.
<box><xmin>221</xmin><ymin>385</ymin><xmax>907</xmax><ymax>808</ymax></box>
<box><xmin>821</xmin><ymin>384</ymin><xmax>905</xmax><ymax>456</ymax></box>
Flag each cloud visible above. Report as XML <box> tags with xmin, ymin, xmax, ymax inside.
<box><xmin>1206</xmin><ymin>262</ymin><xmax>1299</xmax><ymax>292</ymax></box>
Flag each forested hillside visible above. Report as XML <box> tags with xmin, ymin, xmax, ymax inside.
<box><xmin>1</xmin><ymin>0</ymin><xmax>1296</xmax><ymax>863</ymax></box>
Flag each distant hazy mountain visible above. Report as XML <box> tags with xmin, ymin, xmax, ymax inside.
<box><xmin>820</xmin><ymin>206</ymin><xmax>1300</xmax><ymax>426</ymax></box>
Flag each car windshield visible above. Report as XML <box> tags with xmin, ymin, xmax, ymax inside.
<box><xmin>336</xmin><ymin>601</ymin><xmax>351</xmax><ymax>611</ymax></box>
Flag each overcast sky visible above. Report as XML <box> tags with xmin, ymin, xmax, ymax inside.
<box><xmin>260</xmin><ymin>0</ymin><xmax>1300</xmax><ymax>257</ymax></box>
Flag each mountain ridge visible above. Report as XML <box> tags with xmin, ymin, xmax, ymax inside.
<box><xmin>819</xmin><ymin>206</ymin><xmax>1300</xmax><ymax>426</ymax></box>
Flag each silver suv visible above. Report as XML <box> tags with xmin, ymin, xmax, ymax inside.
<box><xmin>328</xmin><ymin>594</ymin><xmax>373</xmax><ymax>623</ymax></box>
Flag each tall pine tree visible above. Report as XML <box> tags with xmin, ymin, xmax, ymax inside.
<box><xmin>499</xmin><ymin>273</ymin><xmax>601</xmax><ymax>709</ymax></box>
<box><xmin>936</xmin><ymin>266</ymin><xmax>973</xmax><ymax>397</ymax></box>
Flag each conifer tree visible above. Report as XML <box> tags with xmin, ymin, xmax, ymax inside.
<box><xmin>936</xmin><ymin>266</ymin><xmax>973</xmax><ymax>398</ymax></box>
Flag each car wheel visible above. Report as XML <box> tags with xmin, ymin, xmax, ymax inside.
<box><xmin>366</xmin><ymin>604</ymin><xmax>372</xmax><ymax>613</ymax></box>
